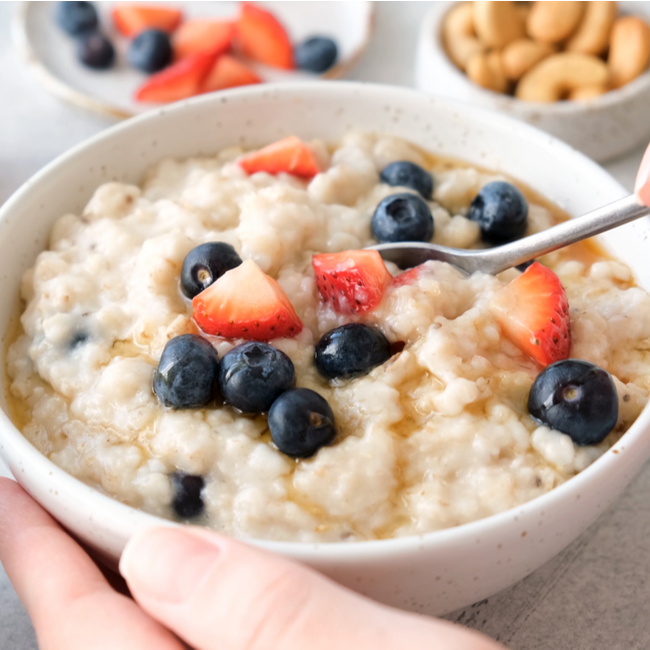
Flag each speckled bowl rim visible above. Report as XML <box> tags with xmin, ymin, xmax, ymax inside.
<box><xmin>423</xmin><ymin>1</ymin><xmax>650</xmax><ymax>115</ymax></box>
<box><xmin>0</xmin><ymin>81</ymin><xmax>648</xmax><ymax>563</ymax></box>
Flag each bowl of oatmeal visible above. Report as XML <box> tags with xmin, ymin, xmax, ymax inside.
<box><xmin>2</xmin><ymin>82</ymin><xmax>650</xmax><ymax>616</ymax></box>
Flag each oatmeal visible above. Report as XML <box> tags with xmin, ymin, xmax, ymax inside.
<box><xmin>7</xmin><ymin>132</ymin><xmax>650</xmax><ymax>542</ymax></box>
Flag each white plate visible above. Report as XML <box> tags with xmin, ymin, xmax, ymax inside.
<box><xmin>13</xmin><ymin>1</ymin><xmax>374</xmax><ymax>119</ymax></box>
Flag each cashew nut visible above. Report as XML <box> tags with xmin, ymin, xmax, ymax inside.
<box><xmin>565</xmin><ymin>1</ymin><xmax>617</xmax><ymax>56</ymax></box>
<box><xmin>567</xmin><ymin>83</ymin><xmax>609</xmax><ymax>101</ymax></box>
<box><xmin>526</xmin><ymin>2</ymin><xmax>585</xmax><ymax>44</ymax></box>
<box><xmin>501</xmin><ymin>38</ymin><xmax>555</xmax><ymax>81</ymax></box>
<box><xmin>608</xmin><ymin>16</ymin><xmax>650</xmax><ymax>89</ymax></box>
<box><xmin>466</xmin><ymin>51</ymin><xmax>509</xmax><ymax>93</ymax></box>
<box><xmin>442</xmin><ymin>2</ymin><xmax>483</xmax><ymax>70</ymax></box>
<box><xmin>516</xmin><ymin>52</ymin><xmax>608</xmax><ymax>102</ymax></box>
<box><xmin>473</xmin><ymin>1</ymin><xmax>526</xmax><ymax>49</ymax></box>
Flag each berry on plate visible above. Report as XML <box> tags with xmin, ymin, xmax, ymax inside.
<box><xmin>172</xmin><ymin>19</ymin><xmax>235</xmax><ymax>60</ymax></box>
<box><xmin>181</xmin><ymin>242</ymin><xmax>243</xmax><ymax>299</ymax></box>
<box><xmin>380</xmin><ymin>161</ymin><xmax>434</xmax><ymax>200</ymax></box>
<box><xmin>294</xmin><ymin>36</ymin><xmax>338</xmax><ymax>73</ymax></box>
<box><xmin>170</xmin><ymin>472</ymin><xmax>205</xmax><ymax>519</ymax></box>
<box><xmin>219</xmin><ymin>341</ymin><xmax>295</xmax><ymax>413</ymax></box>
<box><xmin>236</xmin><ymin>3</ymin><xmax>294</xmax><ymax>69</ymax></box>
<box><xmin>192</xmin><ymin>259</ymin><xmax>303</xmax><ymax>341</ymax></box>
<box><xmin>128</xmin><ymin>29</ymin><xmax>173</xmax><ymax>73</ymax></box>
<box><xmin>238</xmin><ymin>136</ymin><xmax>323</xmax><ymax>178</ymax></box>
<box><xmin>493</xmin><ymin>261</ymin><xmax>571</xmax><ymax>367</ymax></box>
<box><xmin>313</xmin><ymin>250</ymin><xmax>393</xmax><ymax>314</ymax></box>
<box><xmin>528</xmin><ymin>359</ymin><xmax>618</xmax><ymax>445</ymax></box>
<box><xmin>371</xmin><ymin>193</ymin><xmax>434</xmax><ymax>243</ymax></box>
<box><xmin>55</xmin><ymin>1</ymin><xmax>98</xmax><ymax>36</ymax></box>
<box><xmin>201</xmin><ymin>55</ymin><xmax>262</xmax><ymax>93</ymax></box>
<box><xmin>315</xmin><ymin>323</ymin><xmax>391</xmax><ymax>380</ymax></box>
<box><xmin>268</xmin><ymin>388</ymin><xmax>336</xmax><ymax>458</ymax></box>
<box><xmin>135</xmin><ymin>51</ymin><xmax>217</xmax><ymax>103</ymax></box>
<box><xmin>77</xmin><ymin>32</ymin><xmax>115</xmax><ymax>70</ymax></box>
<box><xmin>153</xmin><ymin>334</ymin><xmax>220</xmax><ymax>409</ymax></box>
<box><xmin>113</xmin><ymin>4</ymin><xmax>183</xmax><ymax>38</ymax></box>
<box><xmin>467</xmin><ymin>181</ymin><xmax>529</xmax><ymax>244</ymax></box>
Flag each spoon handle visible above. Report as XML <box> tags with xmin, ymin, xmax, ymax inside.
<box><xmin>476</xmin><ymin>194</ymin><xmax>650</xmax><ymax>275</ymax></box>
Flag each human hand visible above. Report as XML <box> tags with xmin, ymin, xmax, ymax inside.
<box><xmin>0</xmin><ymin>478</ymin><xmax>504</xmax><ymax>650</ymax></box>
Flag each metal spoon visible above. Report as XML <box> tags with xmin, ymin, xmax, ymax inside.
<box><xmin>369</xmin><ymin>145</ymin><xmax>650</xmax><ymax>275</ymax></box>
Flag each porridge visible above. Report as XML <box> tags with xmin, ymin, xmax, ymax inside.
<box><xmin>7</xmin><ymin>132</ymin><xmax>650</xmax><ymax>543</ymax></box>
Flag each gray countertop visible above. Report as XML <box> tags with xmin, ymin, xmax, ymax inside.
<box><xmin>1</xmin><ymin>3</ymin><xmax>649</xmax><ymax>648</ymax></box>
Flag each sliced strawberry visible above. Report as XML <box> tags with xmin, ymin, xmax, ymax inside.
<box><xmin>313</xmin><ymin>250</ymin><xmax>393</xmax><ymax>314</ymax></box>
<box><xmin>192</xmin><ymin>259</ymin><xmax>303</xmax><ymax>340</ymax></box>
<box><xmin>236</xmin><ymin>3</ymin><xmax>294</xmax><ymax>69</ymax></box>
<box><xmin>493</xmin><ymin>262</ymin><xmax>571</xmax><ymax>367</ymax></box>
<box><xmin>201</xmin><ymin>55</ymin><xmax>262</xmax><ymax>93</ymax></box>
<box><xmin>392</xmin><ymin>265</ymin><xmax>426</xmax><ymax>287</ymax></box>
<box><xmin>113</xmin><ymin>5</ymin><xmax>183</xmax><ymax>37</ymax></box>
<box><xmin>173</xmin><ymin>19</ymin><xmax>235</xmax><ymax>60</ymax></box>
<box><xmin>238</xmin><ymin>136</ymin><xmax>323</xmax><ymax>178</ymax></box>
<box><xmin>135</xmin><ymin>52</ymin><xmax>217</xmax><ymax>103</ymax></box>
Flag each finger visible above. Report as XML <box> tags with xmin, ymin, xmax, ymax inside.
<box><xmin>0</xmin><ymin>478</ymin><xmax>184</xmax><ymax>650</ymax></box>
<box><xmin>121</xmin><ymin>525</ymin><xmax>503</xmax><ymax>650</ymax></box>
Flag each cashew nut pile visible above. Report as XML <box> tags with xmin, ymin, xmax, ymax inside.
<box><xmin>442</xmin><ymin>1</ymin><xmax>650</xmax><ymax>102</ymax></box>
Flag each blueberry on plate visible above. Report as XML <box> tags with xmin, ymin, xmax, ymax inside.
<box><xmin>268</xmin><ymin>388</ymin><xmax>336</xmax><ymax>458</ymax></box>
<box><xmin>181</xmin><ymin>242</ymin><xmax>243</xmax><ymax>299</ymax></box>
<box><xmin>467</xmin><ymin>181</ymin><xmax>528</xmax><ymax>244</ymax></box>
<box><xmin>380</xmin><ymin>161</ymin><xmax>434</xmax><ymax>200</ymax></box>
<box><xmin>55</xmin><ymin>1</ymin><xmax>98</xmax><ymax>36</ymax></box>
<box><xmin>527</xmin><ymin>359</ymin><xmax>618</xmax><ymax>446</ymax></box>
<box><xmin>127</xmin><ymin>29</ymin><xmax>173</xmax><ymax>73</ymax></box>
<box><xmin>294</xmin><ymin>36</ymin><xmax>338</xmax><ymax>73</ymax></box>
<box><xmin>153</xmin><ymin>334</ymin><xmax>220</xmax><ymax>409</ymax></box>
<box><xmin>77</xmin><ymin>32</ymin><xmax>115</xmax><ymax>70</ymax></box>
<box><xmin>315</xmin><ymin>323</ymin><xmax>391</xmax><ymax>380</ymax></box>
<box><xmin>219</xmin><ymin>341</ymin><xmax>295</xmax><ymax>413</ymax></box>
<box><xmin>170</xmin><ymin>472</ymin><xmax>205</xmax><ymax>518</ymax></box>
<box><xmin>372</xmin><ymin>192</ymin><xmax>434</xmax><ymax>243</ymax></box>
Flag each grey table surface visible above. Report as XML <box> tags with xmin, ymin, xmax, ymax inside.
<box><xmin>1</xmin><ymin>2</ymin><xmax>649</xmax><ymax>649</ymax></box>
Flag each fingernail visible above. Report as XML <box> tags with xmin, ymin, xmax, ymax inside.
<box><xmin>634</xmin><ymin>143</ymin><xmax>650</xmax><ymax>207</ymax></box>
<box><xmin>120</xmin><ymin>526</ymin><xmax>220</xmax><ymax>604</ymax></box>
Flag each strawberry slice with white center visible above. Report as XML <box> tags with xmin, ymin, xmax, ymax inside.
<box><xmin>236</xmin><ymin>3</ymin><xmax>294</xmax><ymax>69</ymax></box>
<box><xmin>238</xmin><ymin>136</ymin><xmax>323</xmax><ymax>178</ymax></box>
<box><xmin>493</xmin><ymin>262</ymin><xmax>571</xmax><ymax>366</ymax></box>
<box><xmin>192</xmin><ymin>259</ymin><xmax>303</xmax><ymax>341</ymax></box>
<box><xmin>312</xmin><ymin>250</ymin><xmax>393</xmax><ymax>314</ymax></box>
<box><xmin>200</xmin><ymin>55</ymin><xmax>261</xmax><ymax>93</ymax></box>
<box><xmin>113</xmin><ymin>5</ymin><xmax>183</xmax><ymax>37</ymax></box>
<box><xmin>172</xmin><ymin>19</ymin><xmax>235</xmax><ymax>60</ymax></box>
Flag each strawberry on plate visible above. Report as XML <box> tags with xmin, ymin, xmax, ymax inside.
<box><xmin>201</xmin><ymin>55</ymin><xmax>262</xmax><ymax>93</ymax></box>
<box><xmin>312</xmin><ymin>250</ymin><xmax>393</xmax><ymax>314</ymax></box>
<box><xmin>236</xmin><ymin>3</ymin><xmax>294</xmax><ymax>69</ymax></box>
<box><xmin>493</xmin><ymin>261</ymin><xmax>571</xmax><ymax>366</ymax></box>
<box><xmin>238</xmin><ymin>136</ymin><xmax>323</xmax><ymax>178</ymax></box>
<box><xmin>113</xmin><ymin>5</ymin><xmax>183</xmax><ymax>38</ymax></box>
<box><xmin>192</xmin><ymin>259</ymin><xmax>303</xmax><ymax>341</ymax></box>
<box><xmin>173</xmin><ymin>19</ymin><xmax>235</xmax><ymax>60</ymax></box>
<box><xmin>135</xmin><ymin>51</ymin><xmax>217</xmax><ymax>103</ymax></box>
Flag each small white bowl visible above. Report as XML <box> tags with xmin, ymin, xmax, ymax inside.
<box><xmin>416</xmin><ymin>1</ymin><xmax>650</xmax><ymax>162</ymax></box>
<box><xmin>1</xmin><ymin>82</ymin><xmax>649</xmax><ymax>616</ymax></box>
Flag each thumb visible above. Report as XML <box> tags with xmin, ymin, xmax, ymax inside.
<box><xmin>120</xmin><ymin>526</ymin><xmax>503</xmax><ymax>650</ymax></box>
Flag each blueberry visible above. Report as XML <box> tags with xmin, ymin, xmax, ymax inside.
<box><xmin>55</xmin><ymin>1</ymin><xmax>98</xmax><ymax>36</ymax></box>
<box><xmin>315</xmin><ymin>324</ymin><xmax>391</xmax><ymax>380</ymax></box>
<box><xmin>527</xmin><ymin>359</ymin><xmax>618</xmax><ymax>446</ymax></box>
<box><xmin>181</xmin><ymin>242</ymin><xmax>243</xmax><ymax>299</ymax></box>
<box><xmin>170</xmin><ymin>472</ymin><xmax>205</xmax><ymax>518</ymax></box>
<box><xmin>268</xmin><ymin>388</ymin><xmax>336</xmax><ymax>458</ymax></box>
<box><xmin>294</xmin><ymin>36</ymin><xmax>338</xmax><ymax>73</ymax></box>
<box><xmin>153</xmin><ymin>334</ymin><xmax>219</xmax><ymax>409</ymax></box>
<box><xmin>219</xmin><ymin>342</ymin><xmax>295</xmax><ymax>413</ymax></box>
<box><xmin>127</xmin><ymin>29</ymin><xmax>173</xmax><ymax>73</ymax></box>
<box><xmin>467</xmin><ymin>181</ymin><xmax>528</xmax><ymax>244</ymax></box>
<box><xmin>372</xmin><ymin>193</ymin><xmax>434</xmax><ymax>243</ymax></box>
<box><xmin>77</xmin><ymin>33</ymin><xmax>115</xmax><ymax>70</ymax></box>
<box><xmin>380</xmin><ymin>161</ymin><xmax>434</xmax><ymax>200</ymax></box>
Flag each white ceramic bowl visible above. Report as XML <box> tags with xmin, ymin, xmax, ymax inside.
<box><xmin>416</xmin><ymin>1</ymin><xmax>650</xmax><ymax>163</ymax></box>
<box><xmin>2</xmin><ymin>82</ymin><xmax>650</xmax><ymax>616</ymax></box>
